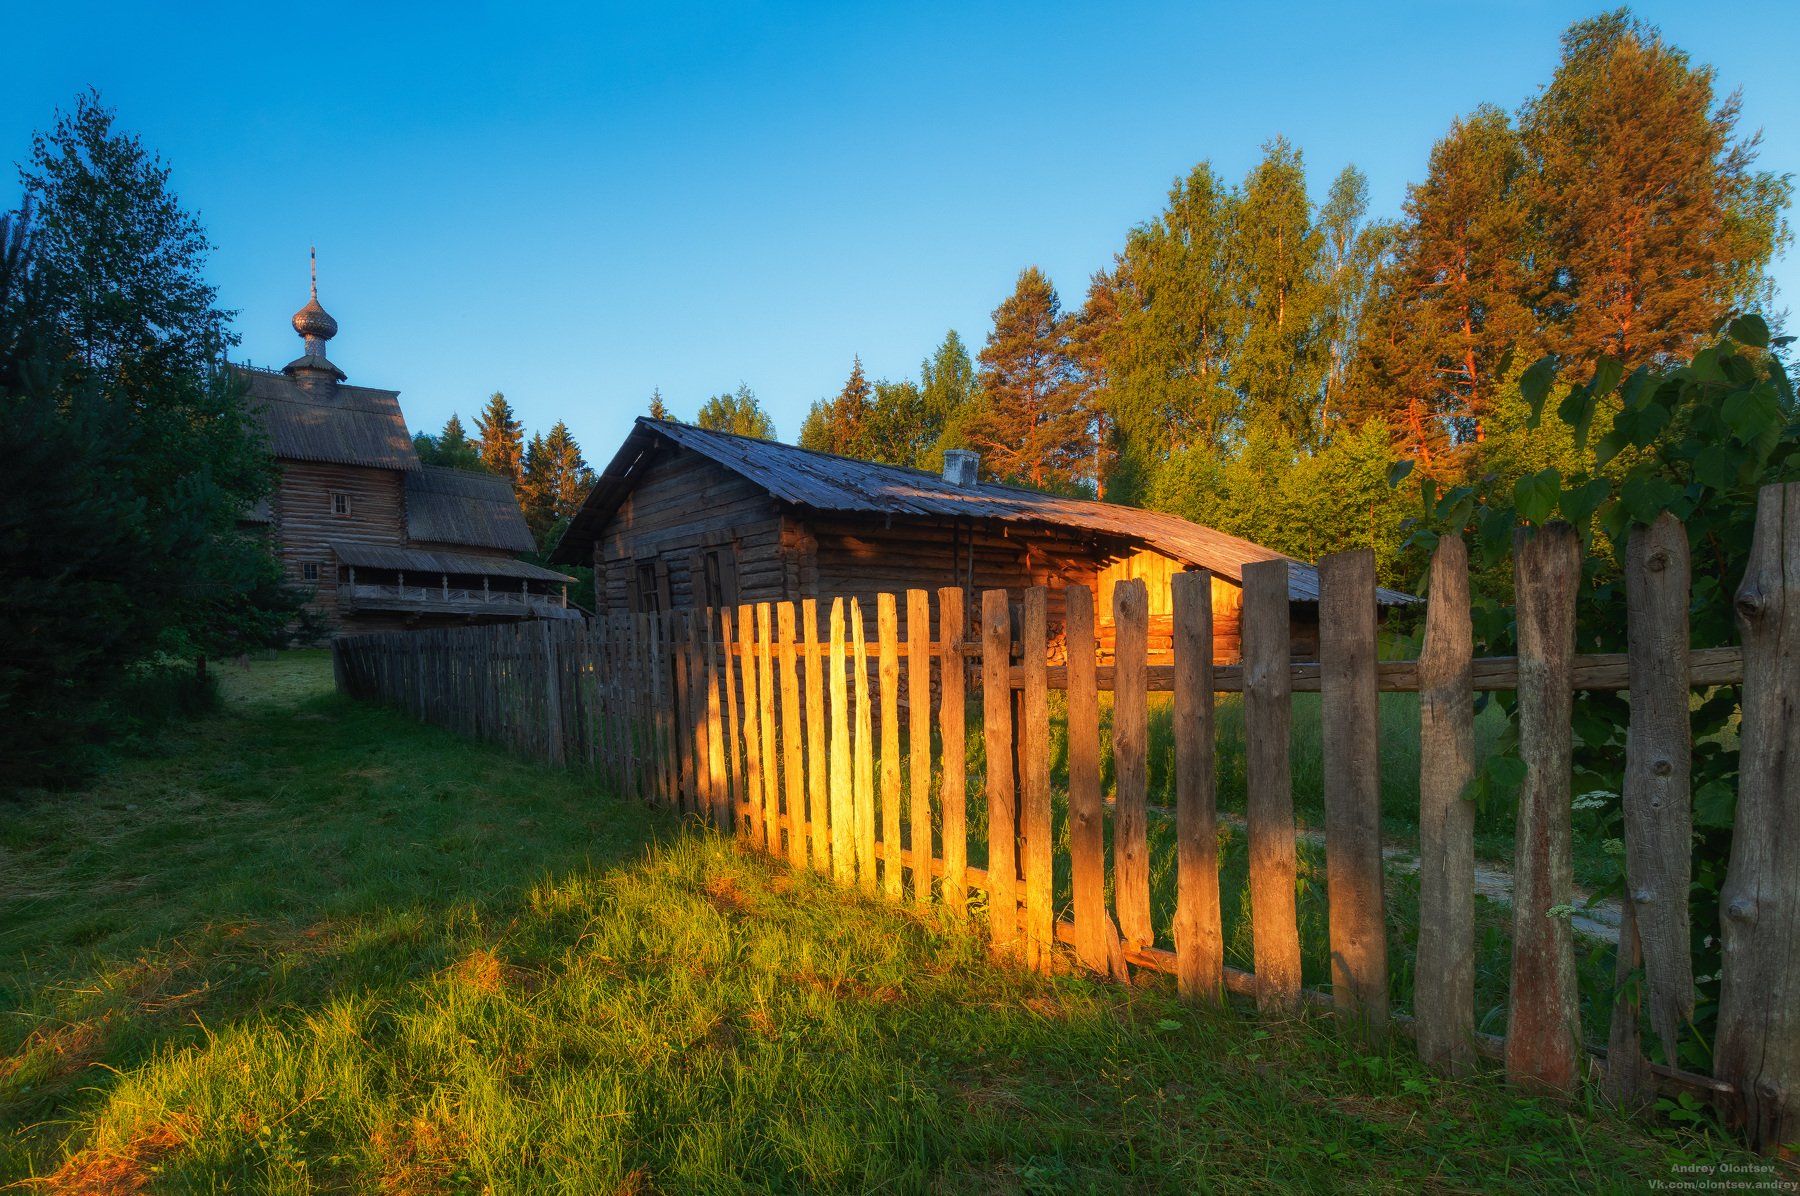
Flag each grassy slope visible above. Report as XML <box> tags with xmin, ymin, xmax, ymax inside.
<box><xmin>0</xmin><ymin>653</ymin><xmax>1744</xmax><ymax>1192</ymax></box>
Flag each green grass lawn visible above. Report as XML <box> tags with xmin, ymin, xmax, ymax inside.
<box><xmin>0</xmin><ymin>652</ymin><xmax>1748</xmax><ymax>1192</ymax></box>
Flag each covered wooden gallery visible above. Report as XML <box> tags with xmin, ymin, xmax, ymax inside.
<box><xmin>549</xmin><ymin>418</ymin><xmax>1413</xmax><ymax>661</ymax></box>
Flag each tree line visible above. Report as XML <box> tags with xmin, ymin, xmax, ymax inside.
<box><xmin>781</xmin><ymin>10</ymin><xmax>1792</xmax><ymax>579</ymax></box>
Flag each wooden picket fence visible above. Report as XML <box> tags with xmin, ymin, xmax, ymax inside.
<box><xmin>332</xmin><ymin>482</ymin><xmax>1800</xmax><ymax>1152</ymax></box>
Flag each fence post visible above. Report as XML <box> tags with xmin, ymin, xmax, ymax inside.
<box><xmin>1718</xmin><ymin>482</ymin><xmax>1800</xmax><ymax>1151</ymax></box>
<box><xmin>756</xmin><ymin>604</ymin><xmax>781</xmax><ymax>855</ymax></box>
<box><xmin>938</xmin><ymin>586</ymin><xmax>968</xmax><ymax>914</ymax></box>
<box><xmin>1507</xmin><ymin>522</ymin><xmax>1582</xmax><ymax>1094</ymax></box>
<box><xmin>828</xmin><ymin>598</ymin><xmax>855</xmax><ymax>885</ymax></box>
<box><xmin>543</xmin><ymin>620</ymin><xmax>565</xmax><ymax>766</ymax></box>
<box><xmin>802</xmin><ymin>599</ymin><xmax>830</xmax><ymax>874</ymax></box>
<box><xmin>1609</xmin><ymin>512</ymin><xmax>1694</xmax><ymax>1104</ymax></box>
<box><xmin>737</xmin><ymin>605</ymin><xmax>765</xmax><ymax>847</ymax></box>
<box><xmin>1417</xmin><ymin>535</ymin><xmax>1477</xmax><ymax>1075</ymax></box>
<box><xmin>1065</xmin><ymin>584</ymin><xmax>1109</xmax><ymax>975</ymax></box>
<box><xmin>981</xmin><ymin>588</ymin><xmax>1017</xmax><ymax>948</ymax></box>
<box><xmin>1242</xmin><ymin>558</ymin><xmax>1301</xmax><ymax>1013</ymax></box>
<box><xmin>878</xmin><ymin>593</ymin><xmax>903</xmax><ymax>900</ymax></box>
<box><xmin>906</xmin><ymin>589</ymin><xmax>934</xmax><ymax>906</ymax></box>
<box><xmin>1112</xmin><ymin>577</ymin><xmax>1152</xmax><ymax>951</ymax></box>
<box><xmin>852</xmin><ymin>599</ymin><xmax>876</xmax><ymax>895</ymax></box>
<box><xmin>1020</xmin><ymin>586</ymin><xmax>1053</xmax><ymax>973</ymax></box>
<box><xmin>777</xmin><ymin>602</ymin><xmax>808</xmax><ymax>869</ymax></box>
<box><xmin>1320</xmin><ymin>548</ymin><xmax>1388</xmax><ymax>1037</ymax></box>
<box><xmin>1172</xmin><ymin>569</ymin><xmax>1222</xmax><ymax>1002</ymax></box>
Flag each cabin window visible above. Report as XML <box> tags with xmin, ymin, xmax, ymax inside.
<box><xmin>331</xmin><ymin>492</ymin><xmax>352</xmax><ymax>517</ymax></box>
<box><xmin>302</xmin><ymin>561</ymin><xmax>320</xmax><ymax>582</ymax></box>
<box><xmin>700</xmin><ymin>546</ymin><xmax>738</xmax><ymax>609</ymax></box>
<box><xmin>634</xmin><ymin>561</ymin><xmax>661</xmax><ymax>614</ymax></box>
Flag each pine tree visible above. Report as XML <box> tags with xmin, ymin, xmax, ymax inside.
<box><xmin>648</xmin><ymin>388</ymin><xmax>671</xmax><ymax>420</ymax></box>
<box><xmin>519</xmin><ymin>431</ymin><xmax>551</xmax><ymax>540</ymax></box>
<box><xmin>518</xmin><ymin>421</ymin><xmax>591</xmax><ymax>544</ymax></box>
<box><xmin>1348</xmin><ymin>105</ymin><xmax>1531</xmax><ymax>474</ymax></box>
<box><xmin>696</xmin><ymin>384</ymin><xmax>776</xmax><ymax>438</ymax></box>
<box><xmin>966</xmin><ymin>268</ymin><xmax>1091</xmax><ymax>490</ymax></box>
<box><xmin>798</xmin><ymin>357</ymin><xmax>873</xmax><ymax>457</ymax></box>
<box><xmin>1521</xmin><ymin>10</ymin><xmax>1791</xmax><ymax>370</ymax></box>
<box><xmin>920</xmin><ymin>329</ymin><xmax>978</xmax><ymax>429</ymax></box>
<box><xmin>474</xmin><ymin>391</ymin><xmax>524</xmax><ymax>483</ymax></box>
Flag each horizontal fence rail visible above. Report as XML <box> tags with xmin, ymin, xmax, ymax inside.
<box><xmin>333</xmin><ymin>482</ymin><xmax>1800</xmax><ymax>1153</ymax></box>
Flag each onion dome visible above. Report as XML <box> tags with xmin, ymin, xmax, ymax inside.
<box><xmin>291</xmin><ymin>246</ymin><xmax>338</xmax><ymax>343</ymax></box>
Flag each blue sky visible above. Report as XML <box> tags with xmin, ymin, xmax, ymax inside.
<box><xmin>6</xmin><ymin>2</ymin><xmax>1795</xmax><ymax>465</ymax></box>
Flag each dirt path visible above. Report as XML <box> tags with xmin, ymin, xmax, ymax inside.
<box><xmin>1209</xmin><ymin>812</ymin><xmax>1623</xmax><ymax>943</ymax></box>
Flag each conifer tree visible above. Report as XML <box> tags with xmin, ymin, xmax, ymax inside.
<box><xmin>966</xmin><ymin>268</ymin><xmax>1091</xmax><ymax>490</ymax></box>
<box><xmin>798</xmin><ymin>356</ymin><xmax>873</xmax><ymax>457</ymax></box>
<box><xmin>1349</xmin><ymin>105</ymin><xmax>1530</xmax><ymax>470</ymax></box>
<box><xmin>648</xmin><ymin>388</ymin><xmax>670</xmax><ymax>420</ymax></box>
<box><xmin>1522</xmin><ymin>10</ymin><xmax>1790</xmax><ymax>370</ymax></box>
<box><xmin>519</xmin><ymin>421</ymin><xmax>592</xmax><ymax>543</ymax></box>
<box><xmin>474</xmin><ymin>391</ymin><xmax>524</xmax><ymax>483</ymax></box>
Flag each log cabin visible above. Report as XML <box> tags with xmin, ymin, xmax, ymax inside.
<box><xmin>235</xmin><ymin>257</ymin><xmax>576</xmax><ymax>633</ymax></box>
<box><xmin>548</xmin><ymin>418</ymin><xmax>1412</xmax><ymax>660</ymax></box>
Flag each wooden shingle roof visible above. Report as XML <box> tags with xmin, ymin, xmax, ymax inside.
<box><xmin>553</xmin><ymin>419</ymin><xmax>1413</xmax><ymax>605</ymax></box>
<box><xmin>404</xmin><ymin>466</ymin><xmax>537</xmax><ymax>553</ymax></box>
<box><xmin>330</xmin><ymin>541</ymin><xmax>572</xmax><ymax>582</ymax></box>
<box><xmin>235</xmin><ymin>365</ymin><xmax>420</xmax><ymax>470</ymax></box>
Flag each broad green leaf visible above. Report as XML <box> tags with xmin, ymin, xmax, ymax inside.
<box><xmin>1514</xmin><ymin>468</ymin><xmax>1561</xmax><ymax>525</ymax></box>
<box><xmin>1589</xmin><ymin>356</ymin><xmax>1624</xmax><ymax>398</ymax></box>
<box><xmin>1386</xmin><ymin>458</ymin><xmax>1415</xmax><ymax>487</ymax></box>
<box><xmin>1728</xmin><ymin>313</ymin><xmax>1771</xmax><ymax>349</ymax></box>
<box><xmin>1559</xmin><ymin>477</ymin><xmax>1610</xmax><ymax>526</ymax></box>
<box><xmin>1692</xmin><ymin>443</ymin><xmax>1736</xmax><ymax>492</ymax></box>
<box><xmin>1520</xmin><ymin>356</ymin><xmax>1559</xmax><ymax>426</ymax></box>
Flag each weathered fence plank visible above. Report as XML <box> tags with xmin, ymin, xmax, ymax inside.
<box><xmin>982</xmin><ymin>588</ymin><xmax>1017</xmax><ymax>949</ymax></box>
<box><xmin>803</xmin><ymin>598</ymin><xmax>830</xmax><ymax>874</ymax></box>
<box><xmin>719</xmin><ymin>609</ymin><xmax>744</xmax><ymax>833</ymax></box>
<box><xmin>1113</xmin><ymin>577</ymin><xmax>1152</xmax><ymax>951</ymax></box>
<box><xmin>1507</xmin><ymin>523</ymin><xmax>1582</xmax><ymax>1094</ymax></box>
<box><xmin>777</xmin><ymin>602</ymin><xmax>809</xmax><ymax>870</ymax></box>
<box><xmin>907</xmin><ymin>588</ymin><xmax>933</xmax><ymax>906</ymax></box>
<box><xmin>1417</xmin><ymin>535</ymin><xmax>1477</xmax><ymax>1075</ymax></box>
<box><xmin>736</xmin><ymin>605</ymin><xmax>765</xmax><ymax>848</ymax></box>
<box><xmin>1065</xmin><ymin>584</ymin><xmax>1108</xmax><ymax>975</ymax></box>
<box><xmin>878</xmin><ymin>593</ymin><xmax>904</xmax><ymax>900</ymax></box>
<box><xmin>852</xmin><ymin>599</ymin><xmax>876</xmax><ymax>895</ymax></box>
<box><xmin>703</xmin><ymin>614</ymin><xmax>729</xmax><ymax>830</ymax></box>
<box><xmin>828</xmin><ymin>597</ymin><xmax>854</xmax><ymax>885</ymax></box>
<box><xmin>756</xmin><ymin>604</ymin><xmax>782</xmax><ymax>853</ymax></box>
<box><xmin>1242</xmin><ymin>558</ymin><xmax>1301</xmax><ymax>1013</ymax></box>
<box><xmin>938</xmin><ymin>586</ymin><xmax>968</xmax><ymax>913</ymax></box>
<box><xmin>1172</xmin><ymin>569</ymin><xmax>1222</xmax><ymax>1002</ymax></box>
<box><xmin>1719</xmin><ymin>482</ymin><xmax>1800</xmax><ymax>1151</ymax></box>
<box><xmin>1020</xmin><ymin>586</ymin><xmax>1053</xmax><ymax>973</ymax></box>
<box><xmin>1320</xmin><ymin>548</ymin><xmax>1388</xmax><ymax>1036</ymax></box>
<box><xmin>1610</xmin><ymin>512</ymin><xmax>1694</xmax><ymax>1103</ymax></box>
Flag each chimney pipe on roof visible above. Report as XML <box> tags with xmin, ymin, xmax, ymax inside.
<box><xmin>942</xmin><ymin>449</ymin><xmax>979</xmax><ymax>487</ymax></box>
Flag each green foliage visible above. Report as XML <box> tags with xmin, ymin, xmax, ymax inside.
<box><xmin>4</xmin><ymin>96</ymin><xmax>305</xmax><ymax>789</ymax></box>
<box><xmin>1149</xmin><ymin>420</ymin><xmax>1416</xmax><ymax>582</ymax></box>
<box><xmin>413</xmin><ymin>413</ymin><xmax>486</xmax><ymax>471</ymax></box>
<box><xmin>1406</xmin><ymin>319</ymin><xmax>1796</xmax><ymax>1070</ymax></box>
<box><xmin>695</xmin><ymin>383</ymin><xmax>776</xmax><ymax>439</ymax></box>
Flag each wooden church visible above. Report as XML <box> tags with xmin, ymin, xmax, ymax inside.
<box><xmin>237</xmin><ymin>256</ymin><xmax>576</xmax><ymax>633</ymax></box>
